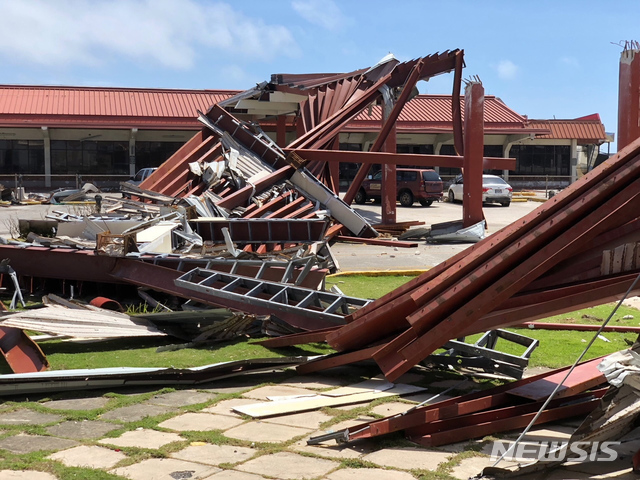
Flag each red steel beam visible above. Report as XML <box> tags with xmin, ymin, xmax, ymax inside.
<box><xmin>507</xmin><ymin>357</ymin><xmax>605</xmax><ymax>401</ymax></box>
<box><xmin>265</xmin><ymin>196</ymin><xmax>308</xmax><ymax>218</ymax></box>
<box><xmin>380</xmin><ymin>182</ymin><xmax>640</xmax><ymax>381</ymax></box>
<box><xmin>618</xmin><ymin>46</ymin><xmax>640</xmax><ymax>150</ymax></box>
<box><xmin>462</xmin><ymin>80</ymin><xmax>484</xmax><ymax>228</ymax></box>
<box><xmin>520</xmin><ymin>322</ymin><xmax>640</xmax><ymax>334</ymax></box>
<box><xmin>328</xmin><ymin>147</ymin><xmax>640</xmax><ymax>352</ymax></box>
<box><xmin>284</xmin><ymin>149</ymin><xmax>515</xmax><ymax>170</ymax></box>
<box><xmin>276</xmin><ymin>115</ymin><xmax>287</xmax><ymax>147</ymax></box>
<box><xmin>342</xmin><ymin>362</ymin><xmax>587</xmax><ymax>443</ymax></box>
<box><xmin>110</xmin><ymin>259</ymin><xmax>336</xmax><ymax>330</ymax></box>
<box><xmin>407</xmin><ymin>393</ymin><xmax>602</xmax><ymax>447</ymax></box>
<box><xmin>335</xmin><ymin>236</ymin><xmax>418</xmax><ymax>248</ymax></box>
<box><xmin>216</xmin><ymin>166</ymin><xmax>293</xmax><ymax>210</ymax></box>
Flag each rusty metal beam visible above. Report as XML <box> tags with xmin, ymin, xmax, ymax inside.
<box><xmin>313</xmin><ymin>362</ymin><xmax>589</xmax><ymax>444</ymax></box>
<box><xmin>216</xmin><ymin>165</ymin><xmax>293</xmax><ymax>210</ymax></box>
<box><xmin>190</xmin><ymin>219</ymin><xmax>328</xmax><ymax>244</ymax></box>
<box><xmin>282</xmin><ymin>149</ymin><xmax>515</xmax><ymax>170</ymax></box>
<box><xmin>618</xmin><ymin>45</ymin><xmax>640</xmax><ymax>150</ymax></box>
<box><xmin>379</xmin><ymin>182</ymin><xmax>640</xmax><ymax>381</ymax></box>
<box><xmin>406</xmin><ymin>392</ymin><xmax>602</xmax><ymax>447</ymax></box>
<box><xmin>462</xmin><ymin>80</ymin><xmax>484</xmax><ymax>228</ymax></box>
<box><xmin>0</xmin><ymin>326</ymin><xmax>49</xmax><ymax>374</ymax></box>
<box><xmin>335</xmin><ymin>236</ymin><xmax>418</xmax><ymax>248</ymax></box>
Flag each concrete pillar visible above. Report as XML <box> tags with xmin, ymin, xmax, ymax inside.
<box><xmin>129</xmin><ymin>128</ymin><xmax>137</xmax><ymax>176</ymax></box>
<box><xmin>618</xmin><ymin>46</ymin><xmax>640</xmax><ymax>151</ymax></box>
<box><xmin>463</xmin><ymin>81</ymin><xmax>484</xmax><ymax>228</ymax></box>
<box><xmin>41</xmin><ymin>126</ymin><xmax>51</xmax><ymax>188</ymax></box>
<box><xmin>570</xmin><ymin>138</ymin><xmax>578</xmax><ymax>184</ymax></box>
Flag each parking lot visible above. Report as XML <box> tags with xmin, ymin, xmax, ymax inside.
<box><xmin>335</xmin><ymin>198</ymin><xmax>542</xmax><ymax>271</ymax></box>
<box><xmin>0</xmin><ymin>195</ymin><xmax>544</xmax><ymax>272</ymax></box>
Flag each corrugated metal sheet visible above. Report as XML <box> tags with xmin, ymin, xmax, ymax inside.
<box><xmin>0</xmin><ymin>85</ymin><xmax>237</xmax><ymax>118</ymax></box>
<box><xmin>529</xmin><ymin>119</ymin><xmax>607</xmax><ymax>142</ymax></box>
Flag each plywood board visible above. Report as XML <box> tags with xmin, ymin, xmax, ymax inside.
<box><xmin>233</xmin><ymin>383</ymin><xmax>426</xmax><ymax>418</ymax></box>
<box><xmin>322</xmin><ymin>377</ymin><xmax>394</xmax><ymax>397</ymax></box>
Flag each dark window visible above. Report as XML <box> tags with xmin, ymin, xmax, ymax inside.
<box><xmin>422</xmin><ymin>170</ymin><xmax>441</xmax><ymax>181</ymax></box>
<box><xmin>51</xmin><ymin>140</ymin><xmax>129</xmax><ymax>175</ymax></box>
<box><xmin>135</xmin><ymin>141</ymin><xmax>184</xmax><ymax>170</ymax></box>
<box><xmin>510</xmin><ymin>145</ymin><xmax>570</xmax><ymax>176</ymax></box>
<box><xmin>397</xmin><ymin>171</ymin><xmax>417</xmax><ymax>181</ymax></box>
<box><xmin>0</xmin><ymin>140</ymin><xmax>44</xmax><ymax>174</ymax></box>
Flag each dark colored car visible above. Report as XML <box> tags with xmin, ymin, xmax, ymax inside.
<box><xmin>355</xmin><ymin>168</ymin><xmax>443</xmax><ymax>207</ymax></box>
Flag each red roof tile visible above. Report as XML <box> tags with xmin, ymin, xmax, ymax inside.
<box><xmin>528</xmin><ymin>119</ymin><xmax>607</xmax><ymax>142</ymax></box>
<box><xmin>346</xmin><ymin>95</ymin><xmax>546</xmax><ymax>134</ymax></box>
<box><xmin>0</xmin><ymin>85</ymin><xmax>237</xmax><ymax>129</ymax></box>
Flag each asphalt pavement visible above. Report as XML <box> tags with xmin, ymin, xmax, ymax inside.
<box><xmin>334</xmin><ymin>198</ymin><xmax>542</xmax><ymax>271</ymax></box>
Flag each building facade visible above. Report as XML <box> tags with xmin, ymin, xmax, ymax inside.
<box><xmin>0</xmin><ymin>85</ymin><xmax>609</xmax><ymax>190</ymax></box>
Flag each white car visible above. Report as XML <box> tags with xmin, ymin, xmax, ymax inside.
<box><xmin>447</xmin><ymin>174</ymin><xmax>513</xmax><ymax>207</ymax></box>
<box><xmin>128</xmin><ymin>167</ymin><xmax>157</xmax><ymax>186</ymax></box>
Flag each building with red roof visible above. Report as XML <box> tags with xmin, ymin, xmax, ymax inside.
<box><xmin>0</xmin><ymin>85</ymin><xmax>610</xmax><ymax>189</ymax></box>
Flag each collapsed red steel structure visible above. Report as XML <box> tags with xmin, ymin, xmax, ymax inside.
<box><xmin>283</xmin><ymin>45</ymin><xmax>640</xmax><ymax>381</ymax></box>
<box><xmin>139</xmin><ymin>50</ymin><xmax>514</xmax><ymax>230</ymax></box>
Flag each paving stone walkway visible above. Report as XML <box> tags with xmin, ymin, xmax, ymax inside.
<box><xmin>0</xmin><ymin>370</ymin><xmax>630</xmax><ymax>479</ymax></box>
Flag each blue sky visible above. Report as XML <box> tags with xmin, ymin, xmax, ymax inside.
<box><xmin>0</xmin><ymin>0</ymin><xmax>637</xmax><ymax>149</ymax></box>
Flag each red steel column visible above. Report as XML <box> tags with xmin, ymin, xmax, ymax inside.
<box><xmin>618</xmin><ymin>46</ymin><xmax>640</xmax><ymax>150</ymax></box>
<box><xmin>276</xmin><ymin>115</ymin><xmax>287</xmax><ymax>147</ymax></box>
<box><xmin>381</xmin><ymin>86</ymin><xmax>397</xmax><ymax>224</ymax></box>
<box><xmin>463</xmin><ymin>81</ymin><xmax>484</xmax><ymax>228</ymax></box>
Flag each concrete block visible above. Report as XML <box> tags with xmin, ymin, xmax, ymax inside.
<box><xmin>100</xmin><ymin>404</ymin><xmax>176</xmax><ymax>422</ymax></box>
<box><xmin>326</xmin><ymin>468</ymin><xmax>416</xmax><ymax>480</ymax></box>
<box><xmin>111</xmin><ymin>457</ymin><xmax>220</xmax><ymax>480</ymax></box>
<box><xmin>237</xmin><ymin>451</ymin><xmax>338</xmax><ymax>479</ymax></box>
<box><xmin>224</xmin><ymin>421</ymin><xmax>312</xmax><ymax>443</ymax></box>
<box><xmin>146</xmin><ymin>390</ymin><xmax>217</xmax><ymax>407</ymax></box>
<box><xmin>45</xmin><ymin>420</ymin><xmax>119</xmax><ymax>440</ymax></box>
<box><xmin>41</xmin><ymin>397</ymin><xmax>109</xmax><ymax>411</ymax></box>
<box><xmin>172</xmin><ymin>443</ymin><xmax>256</xmax><ymax>466</ymax></box>
<box><xmin>0</xmin><ymin>410</ymin><xmax>62</xmax><ymax>425</ymax></box>
<box><xmin>48</xmin><ymin>445</ymin><xmax>126</xmax><ymax>469</ymax></box>
<box><xmin>158</xmin><ymin>412</ymin><xmax>244</xmax><ymax>432</ymax></box>
<box><xmin>263</xmin><ymin>411</ymin><xmax>332</xmax><ymax>429</ymax></box>
<box><xmin>363</xmin><ymin>447</ymin><xmax>452</xmax><ymax>471</ymax></box>
<box><xmin>0</xmin><ymin>434</ymin><xmax>77</xmax><ymax>454</ymax></box>
<box><xmin>99</xmin><ymin>428</ymin><xmax>183</xmax><ymax>449</ymax></box>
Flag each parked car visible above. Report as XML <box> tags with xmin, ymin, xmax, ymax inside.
<box><xmin>355</xmin><ymin>168</ymin><xmax>443</xmax><ymax>207</ymax></box>
<box><xmin>447</xmin><ymin>174</ymin><xmax>513</xmax><ymax>207</ymax></box>
<box><xmin>128</xmin><ymin>167</ymin><xmax>157</xmax><ymax>186</ymax></box>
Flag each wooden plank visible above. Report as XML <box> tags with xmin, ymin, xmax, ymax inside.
<box><xmin>323</xmin><ymin>377</ymin><xmax>394</xmax><ymax>397</ymax></box>
<box><xmin>233</xmin><ymin>383</ymin><xmax>426</xmax><ymax>418</ymax></box>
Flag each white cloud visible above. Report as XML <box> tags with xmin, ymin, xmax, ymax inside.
<box><xmin>292</xmin><ymin>0</ymin><xmax>347</xmax><ymax>31</ymax></box>
<box><xmin>496</xmin><ymin>60</ymin><xmax>518</xmax><ymax>80</ymax></box>
<box><xmin>560</xmin><ymin>56</ymin><xmax>580</xmax><ymax>68</ymax></box>
<box><xmin>0</xmin><ymin>0</ymin><xmax>299</xmax><ymax>70</ymax></box>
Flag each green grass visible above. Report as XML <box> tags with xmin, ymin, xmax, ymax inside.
<box><xmin>326</xmin><ymin>274</ymin><xmax>415</xmax><ymax>299</ymax></box>
<box><xmin>4</xmin><ymin>274</ymin><xmax>640</xmax><ymax>373</ymax></box>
